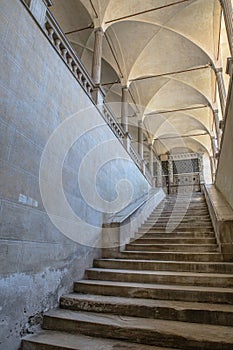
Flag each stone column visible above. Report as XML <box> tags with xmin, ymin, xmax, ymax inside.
<box><xmin>211</xmin><ymin>136</ymin><xmax>218</xmax><ymax>167</ymax></box>
<box><xmin>149</xmin><ymin>144</ymin><xmax>154</xmax><ymax>176</ymax></box>
<box><xmin>138</xmin><ymin>120</ymin><xmax>144</xmax><ymax>158</ymax></box>
<box><xmin>213</xmin><ymin>109</ymin><xmax>221</xmax><ymax>148</ymax></box>
<box><xmin>141</xmin><ymin>159</ymin><xmax>146</xmax><ymax>175</ymax></box>
<box><xmin>121</xmin><ymin>87</ymin><xmax>129</xmax><ymax>133</ymax></box>
<box><xmin>168</xmin><ymin>157</ymin><xmax>174</xmax><ymax>184</ymax></box>
<box><xmin>198</xmin><ymin>154</ymin><xmax>204</xmax><ymax>183</ymax></box>
<box><xmin>123</xmin><ymin>132</ymin><xmax>131</xmax><ymax>153</ymax></box>
<box><xmin>157</xmin><ymin>160</ymin><xmax>163</xmax><ymax>187</ymax></box>
<box><xmin>210</xmin><ymin>156</ymin><xmax>216</xmax><ymax>183</ymax></box>
<box><xmin>29</xmin><ymin>0</ymin><xmax>52</xmax><ymax>27</ymax></box>
<box><xmin>215</xmin><ymin>68</ymin><xmax>227</xmax><ymax>117</ymax></box>
<box><xmin>92</xmin><ymin>27</ymin><xmax>104</xmax><ymax>85</ymax></box>
<box><xmin>219</xmin><ymin>0</ymin><xmax>233</xmax><ymax>56</ymax></box>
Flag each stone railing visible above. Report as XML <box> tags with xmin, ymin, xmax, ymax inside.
<box><xmin>102</xmin><ymin>103</ymin><xmax>125</xmax><ymax>142</ymax></box>
<box><xmin>44</xmin><ymin>11</ymin><xmax>95</xmax><ymax>99</ymax></box>
<box><xmin>145</xmin><ymin>165</ymin><xmax>153</xmax><ymax>184</ymax></box>
<box><xmin>20</xmin><ymin>0</ymin><xmax>154</xmax><ymax>187</ymax></box>
<box><xmin>129</xmin><ymin>144</ymin><xmax>142</xmax><ymax>169</ymax></box>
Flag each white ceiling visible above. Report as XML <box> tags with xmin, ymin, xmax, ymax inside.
<box><xmin>51</xmin><ymin>0</ymin><xmax>230</xmax><ymax>157</ymax></box>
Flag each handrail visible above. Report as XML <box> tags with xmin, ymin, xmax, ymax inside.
<box><xmin>104</xmin><ymin>189</ymin><xmax>161</xmax><ymax>224</ymax></box>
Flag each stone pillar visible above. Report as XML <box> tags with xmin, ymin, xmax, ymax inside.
<box><xmin>121</xmin><ymin>87</ymin><xmax>129</xmax><ymax>133</ymax></box>
<box><xmin>215</xmin><ymin>68</ymin><xmax>227</xmax><ymax>117</ymax></box>
<box><xmin>198</xmin><ymin>154</ymin><xmax>204</xmax><ymax>183</ymax></box>
<box><xmin>219</xmin><ymin>0</ymin><xmax>233</xmax><ymax>56</ymax></box>
<box><xmin>138</xmin><ymin>120</ymin><xmax>144</xmax><ymax>158</ymax></box>
<box><xmin>92</xmin><ymin>27</ymin><xmax>104</xmax><ymax>85</ymax></box>
<box><xmin>157</xmin><ymin>160</ymin><xmax>163</xmax><ymax>187</ymax></box>
<box><xmin>213</xmin><ymin>109</ymin><xmax>221</xmax><ymax>148</ymax></box>
<box><xmin>210</xmin><ymin>156</ymin><xmax>216</xmax><ymax>183</ymax></box>
<box><xmin>168</xmin><ymin>157</ymin><xmax>174</xmax><ymax>184</ymax></box>
<box><xmin>29</xmin><ymin>0</ymin><xmax>52</xmax><ymax>27</ymax></box>
<box><xmin>141</xmin><ymin>159</ymin><xmax>146</xmax><ymax>175</ymax></box>
<box><xmin>149</xmin><ymin>144</ymin><xmax>154</xmax><ymax>176</ymax></box>
<box><xmin>123</xmin><ymin>132</ymin><xmax>131</xmax><ymax>153</ymax></box>
<box><xmin>211</xmin><ymin>136</ymin><xmax>218</xmax><ymax>167</ymax></box>
<box><xmin>152</xmin><ymin>177</ymin><xmax>157</xmax><ymax>188</ymax></box>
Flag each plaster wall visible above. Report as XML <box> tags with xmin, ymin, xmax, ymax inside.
<box><xmin>0</xmin><ymin>1</ymin><xmax>149</xmax><ymax>349</ymax></box>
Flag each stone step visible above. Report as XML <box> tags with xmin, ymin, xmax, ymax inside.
<box><xmin>138</xmin><ymin>227</ymin><xmax>214</xmax><ymax>233</ymax></box>
<box><xmin>85</xmin><ymin>268</ymin><xmax>233</xmax><ymax>287</ymax></box>
<box><xmin>136</xmin><ymin>232</ymin><xmax>216</xmax><ymax>238</ymax></box>
<box><xmin>151</xmin><ymin>210</ymin><xmax>209</xmax><ymax>215</ymax></box>
<box><xmin>148</xmin><ymin>216</ymin><xmax>211</xmax><ymax>221</ymax></box>
<box><xmin>22</xmin><ymin>331</ymin><xmax>174</xmax><ymax>350</ymax></box>
<box><xmin>118</xmin><ymin>251</ymin><xmax>222</xmax><ymax>261</ymax></box>
<box><xmin>140</xmin><ymin>226</ymin><xmax>213</xmax><ymax>232</ymax></box>
<box><xmin>131</xmin><ymin>238</ymin><xmax>216</xmax><ymax>244</ymax></box>
<box><xmin>94</xmin><ymin>259</ymin><xmax>233</xmax><ymax>273</ymax></box>
<box><xmin>148</xmin><ymin>211</ymin><xmax>210</xmax><ymax>219</ymax></box>
<box><xmin>60</xmin><ymin>293</ymin><xmax>233</xmax><ymax>326</ymax></box>
<box><xmin>74</xmin><ymin>280</ymin><xmax>233</xmax><ymax>304</ymax></box>
<box><xmin>125</xmin><ymin>244</ymin><xmax>218</xmax><ymax>253</ymax></box>
<box><xmin>42</xmin><ymin>310</ymin><xmax>233</xmax><ymax>349</ymax></box>
<box><xmin>148</xmin><ymin>216</ymin><xmax>210</xmax><ymax>222</ymax></box>
<box><xmin>155</xmin><ymin>207</ymin><xmax>209</xmax><ymax>212</ymax></box>
<box><xmin>147</xmin><ymin>218</ymin><xmax>212</xmax><ymax>223</ymax></box>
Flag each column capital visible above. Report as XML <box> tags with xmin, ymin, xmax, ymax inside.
<box><xmin>94</xmin><ymin>27</ymin><xmax>104</xmax><ymax>34</ymax></box>
<box><xmin>215</xmin><ymin>67</ymin><xmax>223</xmax><ymax>74</ymax></box>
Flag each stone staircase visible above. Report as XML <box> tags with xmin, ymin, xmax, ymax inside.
<box><xmin>22</xmin><ymin>193</ymin><xmax>233</xmax><ymax>350</ymax></box>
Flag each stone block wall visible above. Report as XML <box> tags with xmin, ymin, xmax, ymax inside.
<box><xmin>0</xmin><ymin>1</ymin><xmax>150</xmax><ymax>349</ymax></box>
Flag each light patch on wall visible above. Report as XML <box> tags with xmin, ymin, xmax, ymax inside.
<box><xmin>19</xmin><ymin>194</ymin><xmax>38</xmax><ymax>208</ymax></box>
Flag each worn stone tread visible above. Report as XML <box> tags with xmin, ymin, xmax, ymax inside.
<box><xmin>74</xmin><ymin>279</ymin><xmax>233</xmax><ymax>303</ymax></box>
<box><xmin>86</xmin><ymin>267</ymin><xmax>233</xmax><ymax>279</ymax></box>
<box><xmin>61</xmin><ymin>293</ymin><xmax>233</xmax><ymax>312</ymax></box>
<box><xmin>22</xmin><ymin>331</ymin><xmax>176</xmax><ymax>350</ymax></box>
<box><xmin>42</xmin><ymin>310</ymin><xmax>233</xmax><ymax>349</ymax></box>
<box><xmin>85</xmin><ymin>268</ymin><xmax>233</xmax><ymax>287</ymax></box>
<box><xmin>94</xmin><ymin>259</ymin><xmax>233</xmax><ymax>273</ymax></box>
<box><xmin>75</xmin><ymin>279</ymin><xmax>233</xmax><ymax>292</ymax></box>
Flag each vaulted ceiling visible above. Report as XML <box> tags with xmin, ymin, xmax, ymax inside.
<box><xmin>51</xmin><ymin>0</ymin><xmax>230</xmax><ymax>158</ymax></box>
